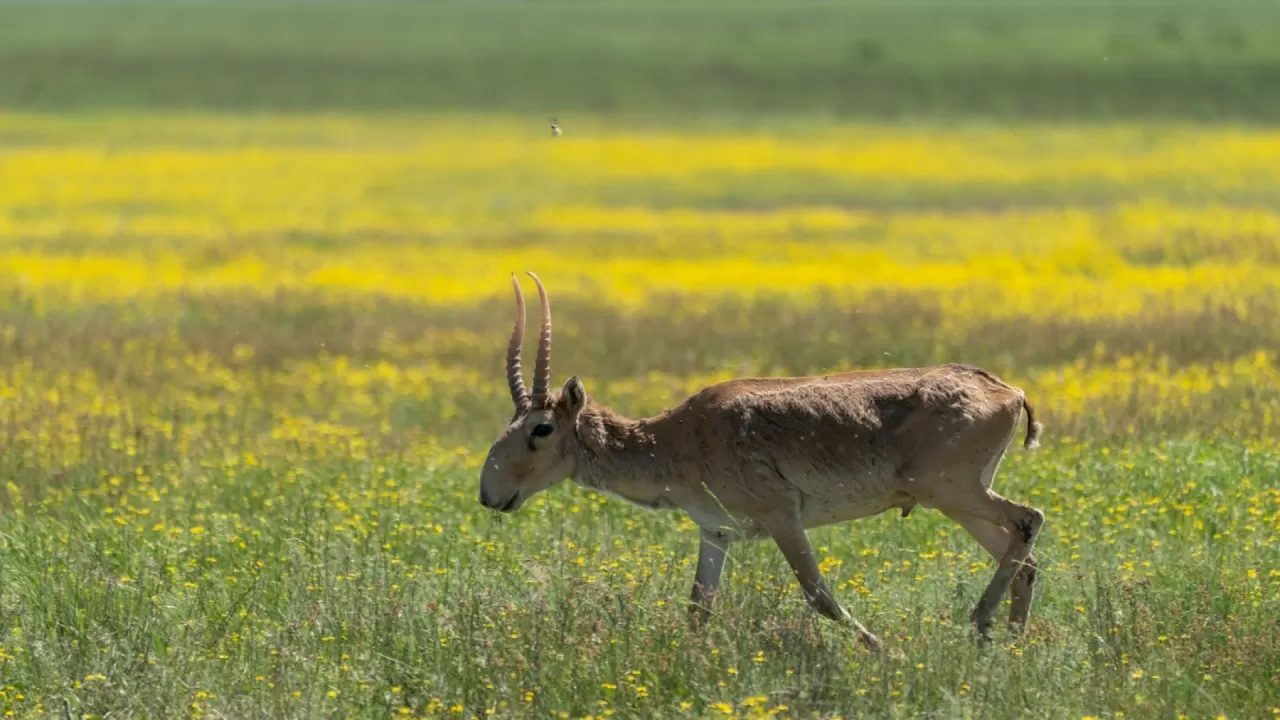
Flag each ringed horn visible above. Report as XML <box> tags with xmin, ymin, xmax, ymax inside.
<box><xmin>504</xmin><ymin>271</ymin><xmax>554</xmax><ymax>413</ymax></box>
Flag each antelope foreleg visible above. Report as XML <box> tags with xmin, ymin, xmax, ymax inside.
<box><xmin>687</xmin><ymin>530</ymin><xmax>730</xmax><ymax>629</ymax></box>
<box><xmin>765</xmin><ymin>513</ymin><xmax>881</xmax><ymax>651</ymax></box>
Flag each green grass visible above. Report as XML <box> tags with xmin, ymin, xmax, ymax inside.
<box><xmin>0</xmin><ymin>286</ymin><xmax>1278</xmax><ymax>718</ymax></box>
<box><xmin>2</xmin><ymin>0</ymin><xmax>1280</xmax><ymax>119</ymax></box>
<box><xmin>1</xmin><ymin>424</ymin><xmax>1278</xmax><ymax>718</ymax></box>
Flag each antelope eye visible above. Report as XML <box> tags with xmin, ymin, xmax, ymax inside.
<box><xmin>531</xmin><ymin>423</ymin><xmax>555</xmax><ymax>438</ymax></box>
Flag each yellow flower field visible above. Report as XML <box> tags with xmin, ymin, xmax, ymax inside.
<box><xmin>2</xmin><ymin>114</ymin><xmax>1277</xmax><ymax>440</ymax></box>
<box><xmin>1</xmin><ymin>113</ymin><xmax>1277</xmax><ymax>719</ymax></box>
<box><xmin>4</xmin><ymin>115</ymin><xmax>1280</xmax><ymax>317</ymax></box>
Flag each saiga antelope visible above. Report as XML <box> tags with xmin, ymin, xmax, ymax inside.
<box><xmin>479</xmin><ymin>272</ymin><xmax>1046</xmax><ymax>649</ymax></box>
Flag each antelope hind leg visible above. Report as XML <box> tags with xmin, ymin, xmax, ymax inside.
<box><xmin>946</xmin><ymin>492</ymin><xmax>1044</xmax><ymax>643</ymax></box>
<box><xmin>945</xmin><ymin>511</ymin><xmax>1041</xmax><ymax>634</ymax></box>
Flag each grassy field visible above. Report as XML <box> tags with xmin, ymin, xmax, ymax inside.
<box><xmin>1</xmin><ymin>1</ymin><xmax>1279</xmax><ymax>718</ymax></box>
<box><xmin>1</xmin><ymin>113</ymin><xmax>1278</xmax><ymax>719</ymax></box>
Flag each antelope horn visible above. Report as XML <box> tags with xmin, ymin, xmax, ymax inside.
<box><xmin>526</xmin><ymin>271</ymin><xmax>552</xmax><ymax>407</ymax></box>
<box><xmin>506</xmin><ymin>273</ymin><xmax>530</xmax><ymax>411</ymax></box>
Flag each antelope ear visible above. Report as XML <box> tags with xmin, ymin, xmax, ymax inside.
<box><xmin>558</xmin><ymin>375</ymin><xmax>587</xmax><ymax>418</ymax></box>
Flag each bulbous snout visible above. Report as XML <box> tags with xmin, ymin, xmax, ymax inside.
<box><xmin>479</xmin><ymin>452</ymin><xmax>522</xmax><ymax>513</ymax></box>
<box><xmin>478</xmin><ymin>483</ymin><xmax>520</xmax><ymax>513</ymax></box>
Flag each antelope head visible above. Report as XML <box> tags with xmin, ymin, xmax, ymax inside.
<box><xmin>479</xmin><ymin>272</ymin><xmax>588</xmax><ymax>513</ymax></box>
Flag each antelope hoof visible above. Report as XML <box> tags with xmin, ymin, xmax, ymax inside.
<box><xmin>687</xmin><ymin>603</ymin><xmax>711</xmax><ymax>631</ymax></box>
<box><xmin>971</xmin><ymin>610</ymin><xmax>994</xmax><ymax>646</ymax></box>
<box><xmin>858</xmin><ymin>629</ymin><xmax>882</xmax><ymax>652</ymax></box>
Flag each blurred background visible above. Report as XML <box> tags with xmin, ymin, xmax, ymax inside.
<box><xmin>3</xmin><ymin>0</ymin><xmax>1278</xmax><ymax>119</ymax></box>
